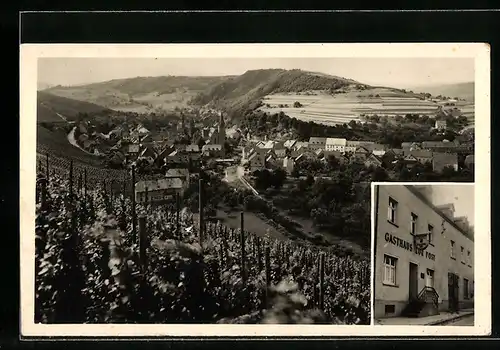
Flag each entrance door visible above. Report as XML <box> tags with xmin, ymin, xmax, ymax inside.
<box><xmin>426</xmin><ymin>269</ymin><xmax>435</xmax><ymax>288</ymax></box>
<box><xmin>448</xmin><ymin>272</ymin><xmax>459</xmax><ymax>312</ymax></box>
<box><xmin>409</xmin><ymin>262</ymin><xmax>419</xmax><ymax>301</ymax></box>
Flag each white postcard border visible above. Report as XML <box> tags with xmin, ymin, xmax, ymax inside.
<box><xmin>20</xmin><ymin>43</ymin><xmax>490</xmax><ymax>337</ymax></box>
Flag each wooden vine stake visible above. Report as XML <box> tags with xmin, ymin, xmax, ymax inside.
<box><xmin>45</xmin><ymin>153</ymin><xmax>49</xmax><ymax>183</ymax></box>
<box><xmin>240</xmin><ymin>212</ymin><xmax>246</xmax><ymax>283</ymax></box>
<box><xmin>138</xmin><ymin>214</ymin><xmax>148</xmax><ymax>269</ymax></box>
<box><xmin>256</xmin><ymin>236</ymin><xmax>262</xmax><ymax>272</ymax></box>
<box><xmin>175</xmin><ymin>192</ymin><xmax>180</xmax><ymax>239</ymax></box>
<box><xmin>264</xmin><ymin>244</ymin><xmax>271</xmax><ymax>308</ymax></box>
<box><xmin>131</xmin><ymin>165</ymin><xmax>137</xmax><ymax>244</ymax></box>
<box><xmin>198</xmin><ymin>178</ymin><xmax>204</xmax><ymax>244</ymax></box>
<box><xmin>319</xmin><ymin>253</ymin><xmax>325</xmax><ymax>311</ymax></box>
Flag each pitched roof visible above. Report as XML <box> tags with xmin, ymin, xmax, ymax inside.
<box><xmin>464</xmin><ymin>155</ymin><xmax>475</xmax><ymax>164</ymax></box>
<box><xmin>202</xmin><ymin>144</ymin><xmax>223</xmax><ymax>151</ymax></box>
<box><xmin>284</xmin><ymin>140</ymin><xmax>297</xmax><ymax>148</ymax></box>
<box><xmin>387</xmin><ymin>148</ymin><xmax>404</xmax><ymax>155</ymax></box>
<box><xmin>128</xmin><ymin>144</ymin><xmax>140</xmax><ymax>153</ymax></box>
<box><xmin>346</xmin><ymin>140</ymin><xmax>374</xmax><ymax>147</ymax></box>
<box><xmin>325</xmin><ymin>137</ymin><xmax>347</xmax><ymax>146</ymax></box>
<box><xmin>135</xmin><ymin>178</ymin><xmax>183</xmax><ymax>192</ymax></box>
<box><xmin>422</xmin><ymin>141</ymin><xmax>456</xmax><ymax>148</ymax></box>
<box><xmin>404</xmin><ymin>150</ymin><xmax>433</xmax><ymax>158</ymax></box>
<box><xmin>432</xmin><ymin>152</ymin><xmax>458</xmax><ymax>165</ymax></box>
<box><xmin>166</xmin><ymin>168</ymin><xmax>189</xmax><ymax>178</ymax></box>
<box><xmin>363</xmin><ymin>143</ymin><xmax>386</xmax><ymax>152</ymax></box>
<box><xmin>185</xmin><ymin>144</ymin><xmax>200</xmax><ymax>152</ymax></box>
<box><xmin>309</xmin><ymin>137</ymin><xmax>327</xmax><ymax>144</ymax></box>
<box><xmin>365</xmin><ymin>153</ymin><xmax>383</xmax><ymax>164</ymax></box>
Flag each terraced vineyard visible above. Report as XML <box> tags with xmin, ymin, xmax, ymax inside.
<box><xmin>259</xmin><ymin>91</ymin><xmax>444</xmax><ymax>125</ymax></box>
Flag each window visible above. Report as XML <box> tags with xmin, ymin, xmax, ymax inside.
<box><xmin>451</xmin><ymin>240</ymin><xmax>456</xmax><ymax>259</ymax></box>
<box><xmin>461</xmin><ymin>246</ymin><xmax>465</xmax><ymax>264</ymax></box>
<box><xmin>428</xmin><ymin>224</ymin><xmax>434</xmax><ymax>245</ymax></box>
<box><xmin>464</xmin><ymin>278</ymin><xmax>469</xmax><ymax>299</ymax></box>
<box><xmin>467</xmin><ymin>250</ymin><xmax>471</xmax><ymax>266</ymax></box>
<box><xmin>388</xmin><ymin>197</ymin><xmax>398</xmax><ymax>224</ymax></box>
<box><xmin>385</xmin><ymin>305</ymin><xmax>396</xmax><ymax>315</ymax></box>
<box><xmin>383</xmin><ymin>255</ymin><xmax>397</xmax><ymax>286</ymax></box>
<box><xmin>410</xmin><ymin>213</ymin><xmax>418</xmax><ymax>235</ymax></box>
<box><xmin>426</xmin><ymin>269</ymin><xmax>435</xmax><ymax>288</ymax></box>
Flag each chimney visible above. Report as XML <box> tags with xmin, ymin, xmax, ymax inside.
<box><xmin>413</xmin><ymin>185</ymin><xmax>433</xmax><ymax>203</ymax></box>
<box><xmin>436</xmin><ymin>203</ymin><xmax>455</xmax><ymax>220</ymax></box>
<box><xmin>453</xmin><ymin>216</ymin><xmax>470</xmax><ymax>233</ymax></box>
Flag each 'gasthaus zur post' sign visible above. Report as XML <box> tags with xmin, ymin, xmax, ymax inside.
<box><xmin>384</xmin><ymin>232</ymin><xmax>436</xmax><ymax>261</ymax></box>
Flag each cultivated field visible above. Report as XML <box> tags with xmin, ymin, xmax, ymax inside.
<box><xmin>258</xmin><ymin>89</ymin><xmax>474</xmax><ymax>126</ymax></box>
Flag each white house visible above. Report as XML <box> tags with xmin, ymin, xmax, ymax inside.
<box><xmin>325</xmin><ymin>138</ymin><xmax>347</xmax><ymax>152</ymax></box>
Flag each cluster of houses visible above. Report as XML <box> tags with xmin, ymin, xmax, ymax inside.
<box><xmin>108</xmin><ymin>112</ymin><xmax>231</xmax><ymax>170</ymax></box>
<box><xmin>130</xmin><ymin>113</ymin><xmax>235</xmax><ymax>203</ymax></box>
<box><xmin>242</xmin><ymin>136</ymin><xmax>474</xmax><ymax>174</ymax></box>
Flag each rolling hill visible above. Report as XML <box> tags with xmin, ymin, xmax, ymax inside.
<box><xmin>38</xmin><ymin>70</ymin><xmax>475</xmax><ymax>126</ymax></box>
<box><xmin>37</xmin><ymin>91</ymin><xmax>112</xmax><ymax>123</ymax></box>
<box><xmin>190</xmin><ymin>69</ymin><xmax>366</xmax><ymax>113</ymax></box>
<box><xmin>407</xmin><ymin>82</ymin><xmax>474</xmax><ymax>102</ymax></box>
<box><xmin>44</xmin><ymin>75</ymin><xmax>233</xmax><ymax>113</ymax></box>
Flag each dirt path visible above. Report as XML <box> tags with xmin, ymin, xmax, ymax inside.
<box><xmin>67</xmin><ymin>127</ymin><xmax>94</xmax><ymax>155</ymax></box>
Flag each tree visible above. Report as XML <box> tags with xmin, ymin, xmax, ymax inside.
<box><xmin>270</xmin><ymin>168</ymin><xmax>287</xmax><ymax>189</ymax></box>
<box><xmin>371</xmin><ymin>167</ymin><xmax>389</xmax><ymax>182</ymax></box>
<box><xmin>196</xmin><ymin>137</ymin><xmax>206</xmax><ymax>150</ymax></box>
<box><xmin>293</xmin><ymin>101</ymin><xmax>303</xmax><ymax>108</ymax></box>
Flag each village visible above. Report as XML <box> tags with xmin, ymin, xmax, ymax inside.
<box><xmin>79</xmin><ymin>111</ymin><xmax>474</xmax><ymax>205</ymax></box>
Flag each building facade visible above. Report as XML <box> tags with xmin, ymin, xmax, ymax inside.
<box><xmin>374</xmin><ymin>184</ymin><xmax>474</xmax><ymax>320</ymax></box>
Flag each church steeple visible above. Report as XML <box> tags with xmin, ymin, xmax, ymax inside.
<box><xmin>217</xmin><ymin>112</ymin><xmax>226</xmax><ymax>145</ymax></box>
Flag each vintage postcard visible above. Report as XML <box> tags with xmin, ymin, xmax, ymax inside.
<box><xmin>20</xmin><ymin>43</ymin><xmax>490</xmax><ymax>337</ymax></box>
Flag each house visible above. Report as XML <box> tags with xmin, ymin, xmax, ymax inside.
<box><xmin>350</xmin><ymin>147</ymin><xmax>370</xmax><ymax>163</ymax></box>
<box><xmin>322</xmin><ymin>150</ymin><xmax>348</xmax><ymax>165</ymax></box>
<box><xmin>202</xmin><ymin>144</ymin><xmax>224</xmax><ymax>158</ymax></box>
<box><xmin>265</xmin><ymin>152</ymin><xmax>279</xmax><ymax>169</ymax></box>
<box><xmin>308</xmin><ymin>137</ymin><xmax>327</xmax><ymax>151</ymax></box>
<box><xmin>325</xmin><ymin>138</ymin><xmax>347</xmax><ymax>152</ymax></box>
<box><xmin>185</xmin><ymin>144</ymin><xmax>201</xmax><ymax>153</ymax></box>
<box><xmin>435</xmin><ymin>120</ymin><xmax>447</xmax><ymax>131</ymax></box>
<box><xmin>464</xmin><ymin>155</ymin><xmax>474</xmax><ymax>169</ymax></box>
<box><xmin>364</xmin><ymin>153</ymin><xmax>383</xmax><ymax>168</ymax></box>
<box><xmin>135</xmin><ymin>178</ymin><xmax>184</xmax><ymax>203</ymax></box>
<box><xmin>274</xmin><ymin>147</ymin><xmax>287</xmax><ymax>158</ymax></box>
<box><xmin>248</xmin><ymin>151</ymin><xmax>266</xmax><ymax>172</ymax></box>
<box><xmin>165</xmin><ymin>150</ymin><xmax>190</xmax><ymax>167</ymax></box>
<box><xmin>127</xmin><ymin>144</ymin><xmax>140</xmax><ymax>156</ymax></box>
<box><xmin>138</xmin><ymin>146</ymin><xmax>156</xmax><ymax>160</ymax></box>
<box><xmin>137</xmin><ymin>126</ymin><xmax>150</xmax><ymax>135</ymax></box>
<box><xmin>202</xmin><ymin>127</ymin><xmax>210</xmax><ymax>139</ymax></box>
<box><xmin>165</xmin><ymin>168</ymin><xmax>190</xmax><ymax>184</ymax></box>
<box><xmin>382</xmin><ymin>149</ymin><xmax>404</xmax><ymax>168</ymax></box>
<box><xmin>364</xmin><ymin>143</ymin><xmax>387</xmax><ymax>156</ymax></box>
<box><xmin>432</xmin><ymin>152</ymin><xmax>459</xmax><ymax>172</ymax></box>
<box><xmin>401</xmin><ymin>142</ymin><xmax>421</xmax><ymax>151</ymax></box>
<box><xmin>315</xmin><ymin>148</ymin><xmax>325</xmax><ymax>158</ymax></box>
<box><xmin>282</xmin><ymin>156</ymin><xmax>295</xmax><ymax>174</ymax></box>
<box><xmin>284</xmin><ymin>140</ymin><xmax>297</xmax><ymax>149</ymax></box>
<box><xmin>421</xmin><ymin>140</ymin><xmax>460</xmax><ymax>153</ymax></box>
<box><xmin>345</xmin><ymin>140</ymin><xmax>375</xmax><ymax>153</ymax></box>
<box><xmin>403</xmin><ymin>150</ymin><xmax>433</xmax><ymax>167</ymax></box>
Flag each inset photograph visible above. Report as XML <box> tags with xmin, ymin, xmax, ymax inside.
<box><xmin>373</xmin><ymin>183</ymin><xmax>474</xmax><ymax>326</ymax></box>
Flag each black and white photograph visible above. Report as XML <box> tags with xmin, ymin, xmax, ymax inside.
<box><xmin>20</xmin><ymin>43</ymin><xmax>490</xmax><ymax>337</ymax></box>
<box><xmin>372</xmin><ymin>183</ymin><xmax>474</xmax><ymax>326</ymax></box>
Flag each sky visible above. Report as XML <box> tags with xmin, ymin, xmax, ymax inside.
<box><xmin>430</xmin><ymin>185</ymin><xmax>475</xmax><ymax>226</ymax></box>
<box><xmin>38</xmin><ymin>57</ymin><xmax>474</xmax><ymax>89</ymax></box>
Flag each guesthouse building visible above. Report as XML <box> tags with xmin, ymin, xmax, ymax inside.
<box><xmin>373</xmin><ymin>184</ymin><xmax>474</xmax><ymax>320</ymax></box>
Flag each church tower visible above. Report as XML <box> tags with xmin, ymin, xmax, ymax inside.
<box><xmin>217</xmin><ymin>112</ymin><xmax>226</xmax><ymax>145</ymax></box>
